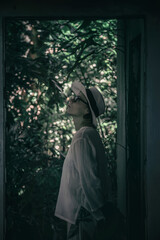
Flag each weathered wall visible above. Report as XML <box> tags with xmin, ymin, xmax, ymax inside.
<box><xmin>146</xmin><ymin>13</ymin><xmax>160</xmax><ymax>240</ymax></box>
<box><xmin>0</xmin><ymin>0</ymin><xmax>158</xmax><ymax>18</ymax></box>
<box><xmin>0</xmin><ymin>16</ymin><xmax>4</xmax><ymax>240</ymax></box>
<box><xmin>0</xmin><ymin>1</ymin><xmax>160</xmax><ymax>239</ymax></box>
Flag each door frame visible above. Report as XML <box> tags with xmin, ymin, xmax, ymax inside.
<box><xmin>117</xmin><ymin>18</ymin><xmax>146</xmax><ymax>240</ymax></box>
<box><xmin>0</xmin><ymin>16</ymin><xmax>147</xmax><ymax>240</ymax></box>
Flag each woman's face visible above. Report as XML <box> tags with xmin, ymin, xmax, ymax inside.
<box><xmin>66</xmin><ymin>91</ymin><xmax>89</xmax><ymax>117</ymax></box>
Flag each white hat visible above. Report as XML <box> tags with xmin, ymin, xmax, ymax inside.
<box><xmin>71</xmin><ymin>81</ymin><xmax>105</xmax><ymax>127</ymax></box>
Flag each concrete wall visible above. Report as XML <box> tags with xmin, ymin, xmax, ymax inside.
<box><xmin>146</xmin><ymin>13</ymin><xmax>160</xmax><ymax>240</ymax></box>
<box><xmin>0</xmin><ymin>16</ymin><xmax>5</xmax><ymax>240</ymax></box>
<box><xmin>0</xmin><ymin>1</ymin><xmax>160</xmax><ymax>239</ymax></box>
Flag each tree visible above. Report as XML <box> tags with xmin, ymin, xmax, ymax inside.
<box><xmin>5</xmin><ymin>19</ymin><xmax>117</xmax><ymax>239</ymax></box>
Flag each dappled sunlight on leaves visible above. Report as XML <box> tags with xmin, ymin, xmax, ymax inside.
<box><xmin>5</xmin><ymin>19</ymin><xmax>117</xmax><ymax>240</ymax></box>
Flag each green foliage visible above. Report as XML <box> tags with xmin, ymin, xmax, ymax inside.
<box><xmin>5</xmin><ymin>19</ymin><xmax>117</xmax><ymax>239</ymax></box>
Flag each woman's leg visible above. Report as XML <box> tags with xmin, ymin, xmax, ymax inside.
<box><xmin>67</xmin><ymin>215</ymin><xmax>97</xmax><ymax>240</ymax></box>
<box><xmin>67</xmin><ymin>222</ymin><xmax>79</xmax><ymax>240</ymax></box>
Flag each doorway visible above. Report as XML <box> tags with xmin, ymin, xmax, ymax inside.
<box><xmin>0</xmin><ymin>17</ymin><xmax>146</xmax><ymax>240</ymax></box>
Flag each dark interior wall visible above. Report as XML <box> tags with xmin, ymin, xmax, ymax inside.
<box><xmin>0</xmin><ymin>16</ymin><xmax>4</xmax><ymax>240</ymax></box>
<box><xmin>0</xmin><ymin>0</ymin><xmax>159</xmax><ymax>17</ymax></box>
<box><xmin>146</xmin><ymin>13</ymin><xmax>160</xmax><ymax>240</ymax></box>
<box><xmin>0</xmin><ymin>1</ymin><xmax>160</xmax><ymax>240</ymax></box>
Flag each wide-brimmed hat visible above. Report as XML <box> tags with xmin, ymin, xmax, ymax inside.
<box><xmin>71</xmin><ymin>81</ymin><xmax>105</xmax><ymax>127</ymax></box>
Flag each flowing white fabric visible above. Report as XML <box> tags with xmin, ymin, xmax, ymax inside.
<box><xmin>55</xmin><ymin>126</ymin><xmax>108</xmax><ymax>224</ymax></box>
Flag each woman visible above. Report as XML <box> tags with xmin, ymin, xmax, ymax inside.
<box><xmin>55</xmin><ymin>81</ymin><xmax>109</xmax><ymax>240</ymax></box>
